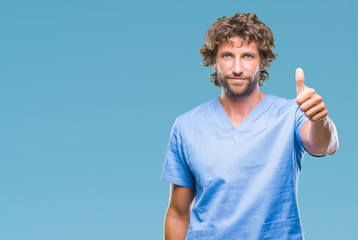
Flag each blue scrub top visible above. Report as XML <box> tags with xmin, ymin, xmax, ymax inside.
<box><xmin>161</xmin><ymin>94</ymin><xmax>310</xmax><ymax>240</ymax></box>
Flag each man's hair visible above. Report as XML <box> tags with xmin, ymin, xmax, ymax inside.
<box><xmin>199</xmin><ymin>12</ymin><xmax>277</xmax><ymax>87</ymax></box>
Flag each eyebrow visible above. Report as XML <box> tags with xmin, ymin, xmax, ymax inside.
<box><xmin>218</xmin><ymin>51</ymin><xmax>233</xmax><ymax>56</ymax></box>
<box><xmin>218</xmin><ymin>50</ymin><xmax>258</xmax><ymax>57</ymax></box>
<box><xmin>242</xmin><ymin>51</ymin><xmax>258</xmax><ymax>57</ymax></box>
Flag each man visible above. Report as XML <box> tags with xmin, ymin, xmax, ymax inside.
<box><xmin>161</xmin><ymin>12</ymin><xmax>339</xmax><ymax>240</ymax></box>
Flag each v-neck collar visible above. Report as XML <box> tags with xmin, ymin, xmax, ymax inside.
<box><xmin>214</xmin><ymin>94</ymin><xmax>273</xmax><ymax>143</ymax></box>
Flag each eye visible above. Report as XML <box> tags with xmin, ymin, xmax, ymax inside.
<box><xmin>220</xmin><ymin>52</ymin><xmax>232</xmax><ymax>58</ymax></box>
<box><xmin>244</xmin><ymin>54</ymin><xmax>254</xmax><ymax>59</ymax></box>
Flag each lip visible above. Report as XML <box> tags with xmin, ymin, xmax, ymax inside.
<box><xmin>229</xmin><ymin>78</ymin><xmax>247</xmax><ymax>82</ymax></box>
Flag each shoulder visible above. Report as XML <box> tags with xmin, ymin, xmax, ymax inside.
<box><xmin>267</xmin><ymin>93</ymin><xmax>296</xmax><ymax>106</ymax></box>
<box><xmin>262</xmin><ymin>94</ymin><xmax>305</xmax><ymax>124</ymax></box>
<box><xmin>266</xmin><ymin>94</ymin><xmax>299</xmax><ymax>112</ymax></box>
<box><xmin>175</xmin><ymin>97</ymin><xmax>217</xmax><ymax>126</ymax></box>
<box><xmin>265</xmin><ymin>94</ymin><xmax>308</xmax><ymax>132</ymax></box>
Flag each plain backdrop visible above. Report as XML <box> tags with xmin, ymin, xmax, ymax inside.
<box><xmin>1</xmin><ymin>0</ymin><xmax>357</xmax><ymax>239</ymax></box>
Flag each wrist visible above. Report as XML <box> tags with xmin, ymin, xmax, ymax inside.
<box><xmin>310</xmin><ymin>115</ymin><xmax>329</xmax><ymax>125</ymax></box>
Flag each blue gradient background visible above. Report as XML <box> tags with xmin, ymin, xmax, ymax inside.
<box><xmin>1</xmin><ymin>0</ymin><xmax>356</xmax><ymax>239</ymax></box>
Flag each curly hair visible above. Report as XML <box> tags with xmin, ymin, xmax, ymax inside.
<box><xmin>199</xmin><ymin>12</ymin><xmax>277</xmax><ymax>87</ymax></box>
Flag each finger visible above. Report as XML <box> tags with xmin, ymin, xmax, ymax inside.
<box><xmin>299</xmin><ymin>93</ymin><xmax>322</xmax><ymax>112</ymax></box>
<box><xmin>296</xmin><ymin>88</ymin><xmax>316</xmax><ymax>106</ymax></box>
<box><xmin>311</xmin><ymin>109</ymin><xmax>329</xmax><ymax>122</ymax></box>
<box><xmin>296</xmin><ymin>68</ymin><xmax>305</xmax><ymax>95</ymax></box>
<box><xmin>304</xmin><ymin>102</ymin><xmax>326</xmax><ymax>119</ymax></box>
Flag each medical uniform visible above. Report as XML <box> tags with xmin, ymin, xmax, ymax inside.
<box><xmin>161</xmin><ymin>94</ymin><xmax>312</xmax><ymax>240</ymax></box>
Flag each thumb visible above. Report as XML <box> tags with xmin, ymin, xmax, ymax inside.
<box><xmin>296</xmin><ymin>68</ymin><xmax>305</xmax><ymax>95</ymax></box>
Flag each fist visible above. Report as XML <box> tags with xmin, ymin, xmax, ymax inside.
<box><xmin>296</xmin><ymin>68</ymin><xmax>328</xmax><ymax>122</ymax></box>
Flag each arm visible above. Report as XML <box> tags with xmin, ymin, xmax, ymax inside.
<box><xmin>300</xmin><ymin>116</ymin><xmax>339</xmax><ymax>156</ymax></box>
<box><xmin>296</xmin><ymin>68</ymin><xmax>339</xmax><ymax>156</ymax></box>
<box><xmin>164</xmin><ymin>184</ymin><xmax>196</xmax><ymax>240</ymax></box>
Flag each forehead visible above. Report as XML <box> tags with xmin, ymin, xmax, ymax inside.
<box><xmin>217</xmin><ymin>36</ymin><xmax>259</xmax><ymax>53</ymax></box>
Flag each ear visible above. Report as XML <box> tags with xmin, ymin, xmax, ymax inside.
<box><xmin>212</xmin><ymin>63</ymin><xmax>217</xmax><ymax>72</ymax></box>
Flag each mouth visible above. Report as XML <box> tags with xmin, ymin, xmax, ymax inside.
<box><xmin>229</xmin><ymin>78</ymin><xmax>247</xmax><ymax>82</ymax></box>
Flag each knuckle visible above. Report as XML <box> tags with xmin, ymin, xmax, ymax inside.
<box><xmin>318</xmin><ymin>104</ymin><xmax>325</xmax><ymax>111</ymax></box>
<box><xmin>309</xmin><ymin>88</ymin><xmax>316</xmax><ymax>94</ymax></box>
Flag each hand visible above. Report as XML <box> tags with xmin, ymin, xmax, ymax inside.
<box><xmin>296</xmin><ymin>68</ymin><xmax>328</xmax><ymax>123</ymax></box>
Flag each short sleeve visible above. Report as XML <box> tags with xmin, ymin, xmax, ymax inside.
<box><xmin>294</xmin><ymin>104</ymin><xmax>309</xmax><ymax>151</ymax></box>
<box><xmin>161</xmin><ymin>117</ymin><xmax>196</xmax><ymax>188</ymax></box>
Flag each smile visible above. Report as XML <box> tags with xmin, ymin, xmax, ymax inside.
<box><xmin>229</xmin><ymin>78</ymin><xmax>247</xmax><ymax>82</ymax></box>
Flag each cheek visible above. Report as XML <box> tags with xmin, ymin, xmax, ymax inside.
<box><xmin>216</xmin><ymin>63</ymin><xmax>225</xmax><ymax>75</ymax></box>
<box><xmin>246</xmin><ymin>63</ymin><xmax>260</xmax><ymax>75</ymax></box>
<box><xmin>253</xmin><ymin>65</ymin><xmax>261</xmax><ymax>75</ymax></box>
<box><xmin>217</xmin><ymin>62</ymin><xmax>232</xmax><ymax>74</ymax></box>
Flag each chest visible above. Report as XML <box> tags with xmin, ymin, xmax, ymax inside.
<box><xmin>183</xmin><ymin>115</ymin><xmax>297</xmax><ymax>189</ymax></box>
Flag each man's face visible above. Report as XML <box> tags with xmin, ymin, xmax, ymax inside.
<box><xmin>214</xmin><ymin>36</ymin><xmax>263</xmax><ymax>97</ymax></box>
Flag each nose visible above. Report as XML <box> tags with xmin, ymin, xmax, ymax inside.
<box><xmin>232</xmin><ymin>58</ymin><xmax>244</xmax><ymax>75</ymax></box>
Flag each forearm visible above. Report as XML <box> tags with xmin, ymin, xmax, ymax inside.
<box><xmin>309</xmin><ymin>116</ymin><xmax>339</xmax><ymax>155</ymax></box>
<box><xmin>164</xmin><ymin>209</ymin><xmax>190</xmax><ymax>240</ymax></box>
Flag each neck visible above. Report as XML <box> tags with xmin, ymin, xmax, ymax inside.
<box><xmin>219</xmin><ymin>86</ymin><xmax>266</xmax><ymax>122</ymax></box>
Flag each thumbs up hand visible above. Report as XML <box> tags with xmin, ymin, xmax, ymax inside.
<box><xmin>296</xmin><ymin>68</ymin><xmax>328</xmax><ymax>122</ymax></box>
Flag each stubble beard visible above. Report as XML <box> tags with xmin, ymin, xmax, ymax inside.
<box><xmin>217</xmin><ymin>72</ymin><xmax>259</xmax><ymax>98</ymax></box>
